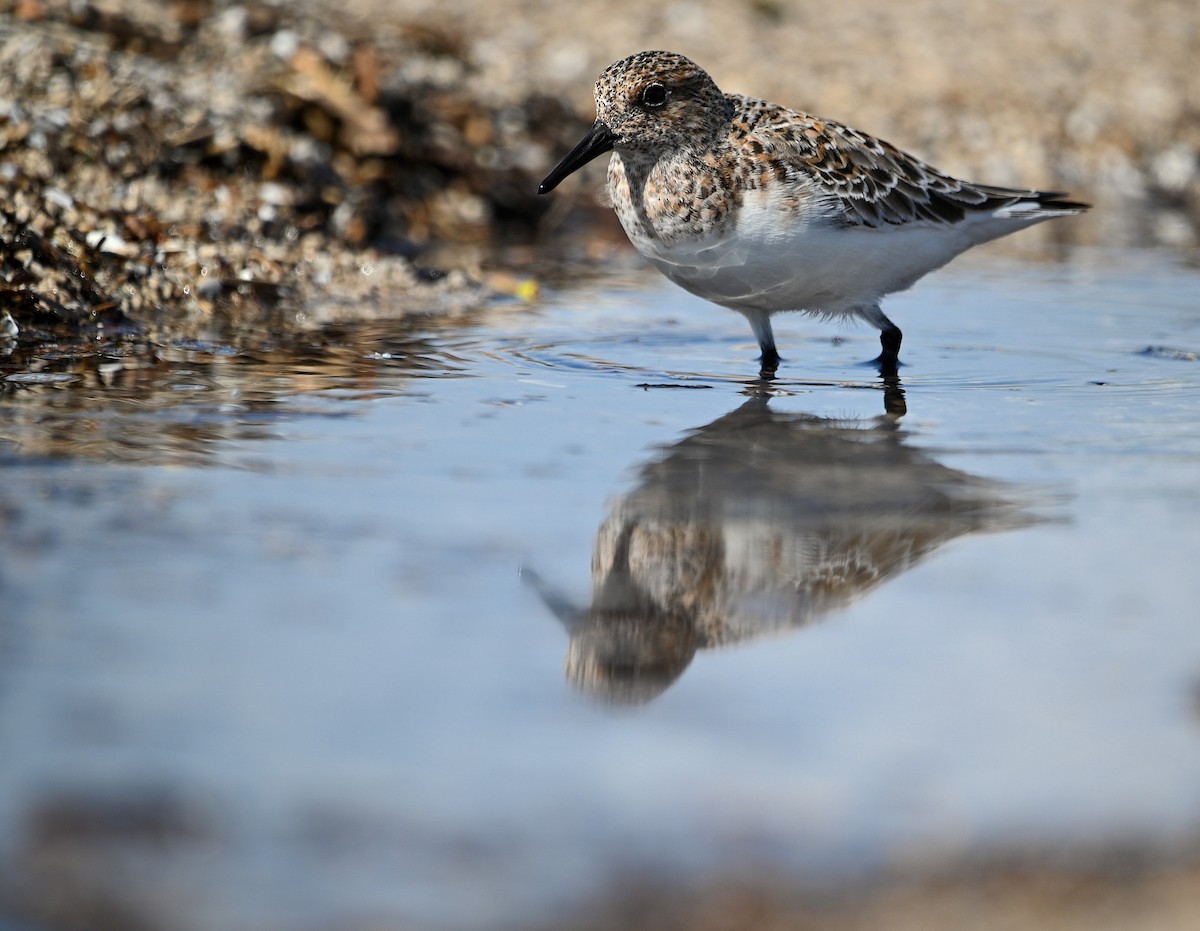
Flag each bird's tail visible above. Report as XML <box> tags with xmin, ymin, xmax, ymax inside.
<box><xmin>988</xmin><ymin>189</ymin><xmax>1091</xmax><ymax>220</ymax></box>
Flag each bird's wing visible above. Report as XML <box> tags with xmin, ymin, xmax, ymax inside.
<box><xmin>727</xmin><ymin>94</ymin><xmax>1086</xmax><ymax>228</ymax></box>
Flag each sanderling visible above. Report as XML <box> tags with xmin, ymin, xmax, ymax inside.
<box><xmin>539</xmin><ymin>50</ymin><xmax>1089</xmax><ymax>376</ymax></box>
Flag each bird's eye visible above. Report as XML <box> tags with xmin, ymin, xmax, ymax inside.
<box><xmin>641</xmin><ymin>82</ymin><xmax>668</xmax><ymax>108</ymax></box>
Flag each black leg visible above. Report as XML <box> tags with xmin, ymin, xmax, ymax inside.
<box><xmin>758</xmin><ymin>346</ymin><xmax>780</xmax><ymax>380</ymax></box>
<box><xmin>742</xmin><ymin>312</ymin><xmax>779</xmax><ymax>378</ymax></box>
<box><xmin>877</xmin><ymin>321</ymin><xmax>902</xmax><ymax>376</ymax></box>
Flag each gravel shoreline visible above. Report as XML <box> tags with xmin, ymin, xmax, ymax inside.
<box><xmin>0</xmin><ymin>0</ymin><xmax>578</xmax><ymax>347</ymax></box>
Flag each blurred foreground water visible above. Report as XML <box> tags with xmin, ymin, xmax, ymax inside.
<box><xmin>1</xmin><ymin>247</ymin><xmax>1199</xmax><ymax>929</ymax></box>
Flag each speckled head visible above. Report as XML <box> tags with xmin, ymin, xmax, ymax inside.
<box><xmin>538</xmin><ymin>51</ymin><xmax>730</xmax><ymax>194</ymax></box>
<box><xmin>594</xmin><ymin>51</ymin><xmax>728</xmax><ymax>148</ymax></box>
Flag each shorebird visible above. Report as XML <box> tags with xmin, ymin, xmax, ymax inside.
<box><xmin>539</xmin><ymin>51</ymin><xmax>1089</xmax><ymax>376</ymax></box>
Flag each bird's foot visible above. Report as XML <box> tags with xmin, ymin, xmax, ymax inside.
<box><xmin>858</xmin><ymin>353</ymin><xmax>901</xmax><ymax>378</ymax></box>
<box><xmin>757</xmin><ymin>348</ymin><xmax>780</xmax><ymax>381</ymax></box>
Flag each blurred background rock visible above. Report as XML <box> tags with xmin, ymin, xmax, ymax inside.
<box><xmin>1</xmin><ymin>0</ymin><xmax>1196</xmax><ymax>337</ymax></box>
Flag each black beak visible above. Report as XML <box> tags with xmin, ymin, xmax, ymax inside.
<box><xmin>537</xmin><ymin>121</ymin><xmax>616</xmax><ymax>194</ymax></box>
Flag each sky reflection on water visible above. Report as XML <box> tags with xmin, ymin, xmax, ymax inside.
<box><xmin>1</xmin><ymin>248</ymin><xmax>1199</xmax><ymax>930</ymax></box>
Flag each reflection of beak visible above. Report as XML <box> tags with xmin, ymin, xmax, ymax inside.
<box><xmin>537</xmin><ymin>121</ymin><xmax>616</xmax><ymax>194</ymax></box>
<box><xmin>520</xmin><ymin>567</ymin><xmax>582</xmax><ymax>630</ymax></box>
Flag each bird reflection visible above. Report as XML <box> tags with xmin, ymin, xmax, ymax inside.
<box><xmin>529</xmin><ymin>391</ymin><xmax>1034</xmax><ymax>705</ymax></box>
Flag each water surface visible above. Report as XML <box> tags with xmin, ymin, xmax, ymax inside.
<box><xmin>1</xmin><ymin>248</ymin><xmax>1199</xmax><ymax>929</ymax></box>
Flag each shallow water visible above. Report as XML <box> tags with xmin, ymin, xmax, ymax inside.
<box><xmin>1</xmin><ymin>247</ymin><xmax>1199</xmax><ymax>929</ymax></box>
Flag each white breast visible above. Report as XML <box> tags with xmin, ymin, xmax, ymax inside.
<box><xmin>626</xmin><ymin>186</ymin><xmax>998</xmax><ymax>317</ymax></box>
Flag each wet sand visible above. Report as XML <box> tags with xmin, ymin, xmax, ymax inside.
<box><xmin>551</xmin><ymin>852</ymin><xmax>1200</xmax><ymax>931</ymax></box>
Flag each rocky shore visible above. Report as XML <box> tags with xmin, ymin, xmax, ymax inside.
<box><xmin>0</xmin><ymin>0</ymin><xmax>587</xmax><ymax>347</ymax></box>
